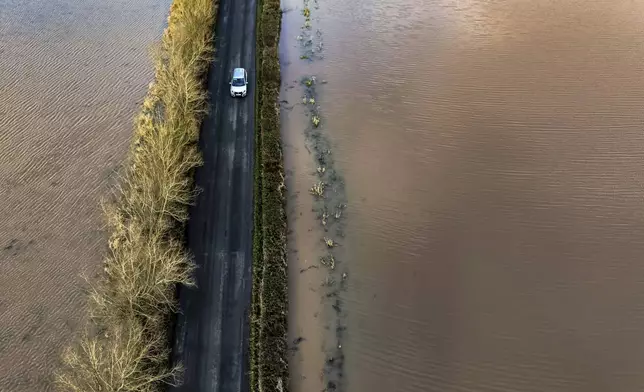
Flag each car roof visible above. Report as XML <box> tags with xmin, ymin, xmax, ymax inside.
<box><xmin>233</xmin><ymin>68</ymin><xmax>245</xmax><ymax>78</ymax></box>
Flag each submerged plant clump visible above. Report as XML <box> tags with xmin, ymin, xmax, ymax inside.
<box><xmin>310</xmin><ymin>181</ymin><xmax>326</xmax><ymax>197</ymax></box>
<box><xmin>298</xmin><ymin>1</ymin><xmax>323</xmax><ymax>62</ymax></box>
<box><xmin>320</xmin><ymin>254</ymin><xmax>336</xmax><ymax>270</ymax></box>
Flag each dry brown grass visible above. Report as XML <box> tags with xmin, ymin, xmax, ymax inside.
<box><xmin>55</xmin><ymin>0</ymin><xmax>218</xmax><ymax>390</ymax></box>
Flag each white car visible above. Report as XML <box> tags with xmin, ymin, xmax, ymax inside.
<box><xmin>230</xmin><ymin>67</ymin><xmax>248</xmax><ymax>97</ymax></box>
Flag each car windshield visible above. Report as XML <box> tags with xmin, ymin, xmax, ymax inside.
<box><xmin>232</xmin><ymin>77</ymin><xmax>245</xmax><ymax>87</ymax></box>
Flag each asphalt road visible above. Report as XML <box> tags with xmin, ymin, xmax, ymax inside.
<box><xmin>169</xmin><ymin>0</ymin><xmax>257</xmax><ymax>390</ymax></box>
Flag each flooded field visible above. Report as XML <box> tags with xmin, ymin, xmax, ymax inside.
<box><xmin>281</xmin><ymin>0</ymin><xmax>644</xmax><ymax>391</ymax></box>
<box><xmin>0</xmin><ymin>0</ymin><xmax>170</xmax><ymax>389</ymax></box>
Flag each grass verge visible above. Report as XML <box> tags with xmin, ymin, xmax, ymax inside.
<box><xmin>251</xmin><ymin>0</ymin><xmax>288</xmax><ymax>391</ymax></box>
<box><xmin>54</xmin><ymin>0</ymin><xmax>218</xmax><ymax>390</ymax></box>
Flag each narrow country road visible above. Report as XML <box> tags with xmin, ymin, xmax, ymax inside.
<box><xmin>169</xmin><ymin>0</ymin><xmax>257</xmax><ymax>390</ymax></box>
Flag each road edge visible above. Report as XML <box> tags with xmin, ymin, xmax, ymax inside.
<box><xmin>251</xmin><ymin>0</ymin><xmax>288</xmax><ymax>391</ymax></box>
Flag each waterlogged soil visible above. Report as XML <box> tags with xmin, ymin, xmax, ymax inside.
<box><xmin>283</xmin><ymin>0</ymin><xmax>644</xmax><ymax>391</ymax></box>
<box><xmin>0</xmin><ymin>0</ymin><xmax>170</xmax><ymax>390</ymax></box>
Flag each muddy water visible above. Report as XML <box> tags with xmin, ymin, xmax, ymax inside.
<box><xmin>0</xmin><ymin>0</ymin><xmax>170</xmax><ymax>389</ymax></box>
<box><xmin>282</xmin><ymin>0</ymin><xmax>644</xmax><ymax>391</ymax></box>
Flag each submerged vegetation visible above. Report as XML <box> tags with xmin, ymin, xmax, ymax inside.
<box><xmin>294</xmin><ymin>0</ymin><xmax>349</xmax><ymax>390</ymax></box>
<box><xmin>250</xmin><ymin>0</ymin><xmax>288</xmax><ymax>391</ymax></box>
<box><xmin>55</xmin><ymin>0</ymin><xmax>218</xmax><ymax>390</ymax></box>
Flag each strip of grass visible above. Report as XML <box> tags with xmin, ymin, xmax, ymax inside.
<box><xmin>55</xmin><ymin>1</ymin><xmax>218</xmax><ymax>391</ymax></box>
<box><xmin>251</xmin><ymin>0</ymin><xmax>288</xmax><ymax>391</ymax></box>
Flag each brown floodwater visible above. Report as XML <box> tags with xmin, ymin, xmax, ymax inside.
<box><xmin>0</xmin><ymin>0</ymin><xmax>170</xmax><ymax>389</ymax></box>
<box><xmin>282</xmin><ymin>0</ymin><xmax>644</xmax><ymax>391</ymax></box>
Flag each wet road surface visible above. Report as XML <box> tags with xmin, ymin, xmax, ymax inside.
<box><xmin>169</xmin><ymin>0</ymin><xmax>257</xmax><ymax>390</ymax></box>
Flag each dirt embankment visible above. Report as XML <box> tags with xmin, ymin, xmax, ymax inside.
<box><xmin>54</xmin><ymin>1</ymin><xmax>218</xmax><ymax>391</ymax></box>
<box><xmin>250</xmin><ymin>0</ymin><xmax>289</xmax><ymax>391</ymax></box>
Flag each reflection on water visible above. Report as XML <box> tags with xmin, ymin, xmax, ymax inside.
<box><xmin>0</xmin><ymin>0</ymin><xmax>170</xmax><ymax>390</ymax></box>
<box><xmin>285</xmin><ymin>0</ymin><xmax>644</xmax><ymax>390</ymax></box>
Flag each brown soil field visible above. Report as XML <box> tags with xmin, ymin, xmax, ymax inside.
<box><xmin>0</xmin><ymin>0</ymin><xmax>171</xmax><ymax>390</ymax></box>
